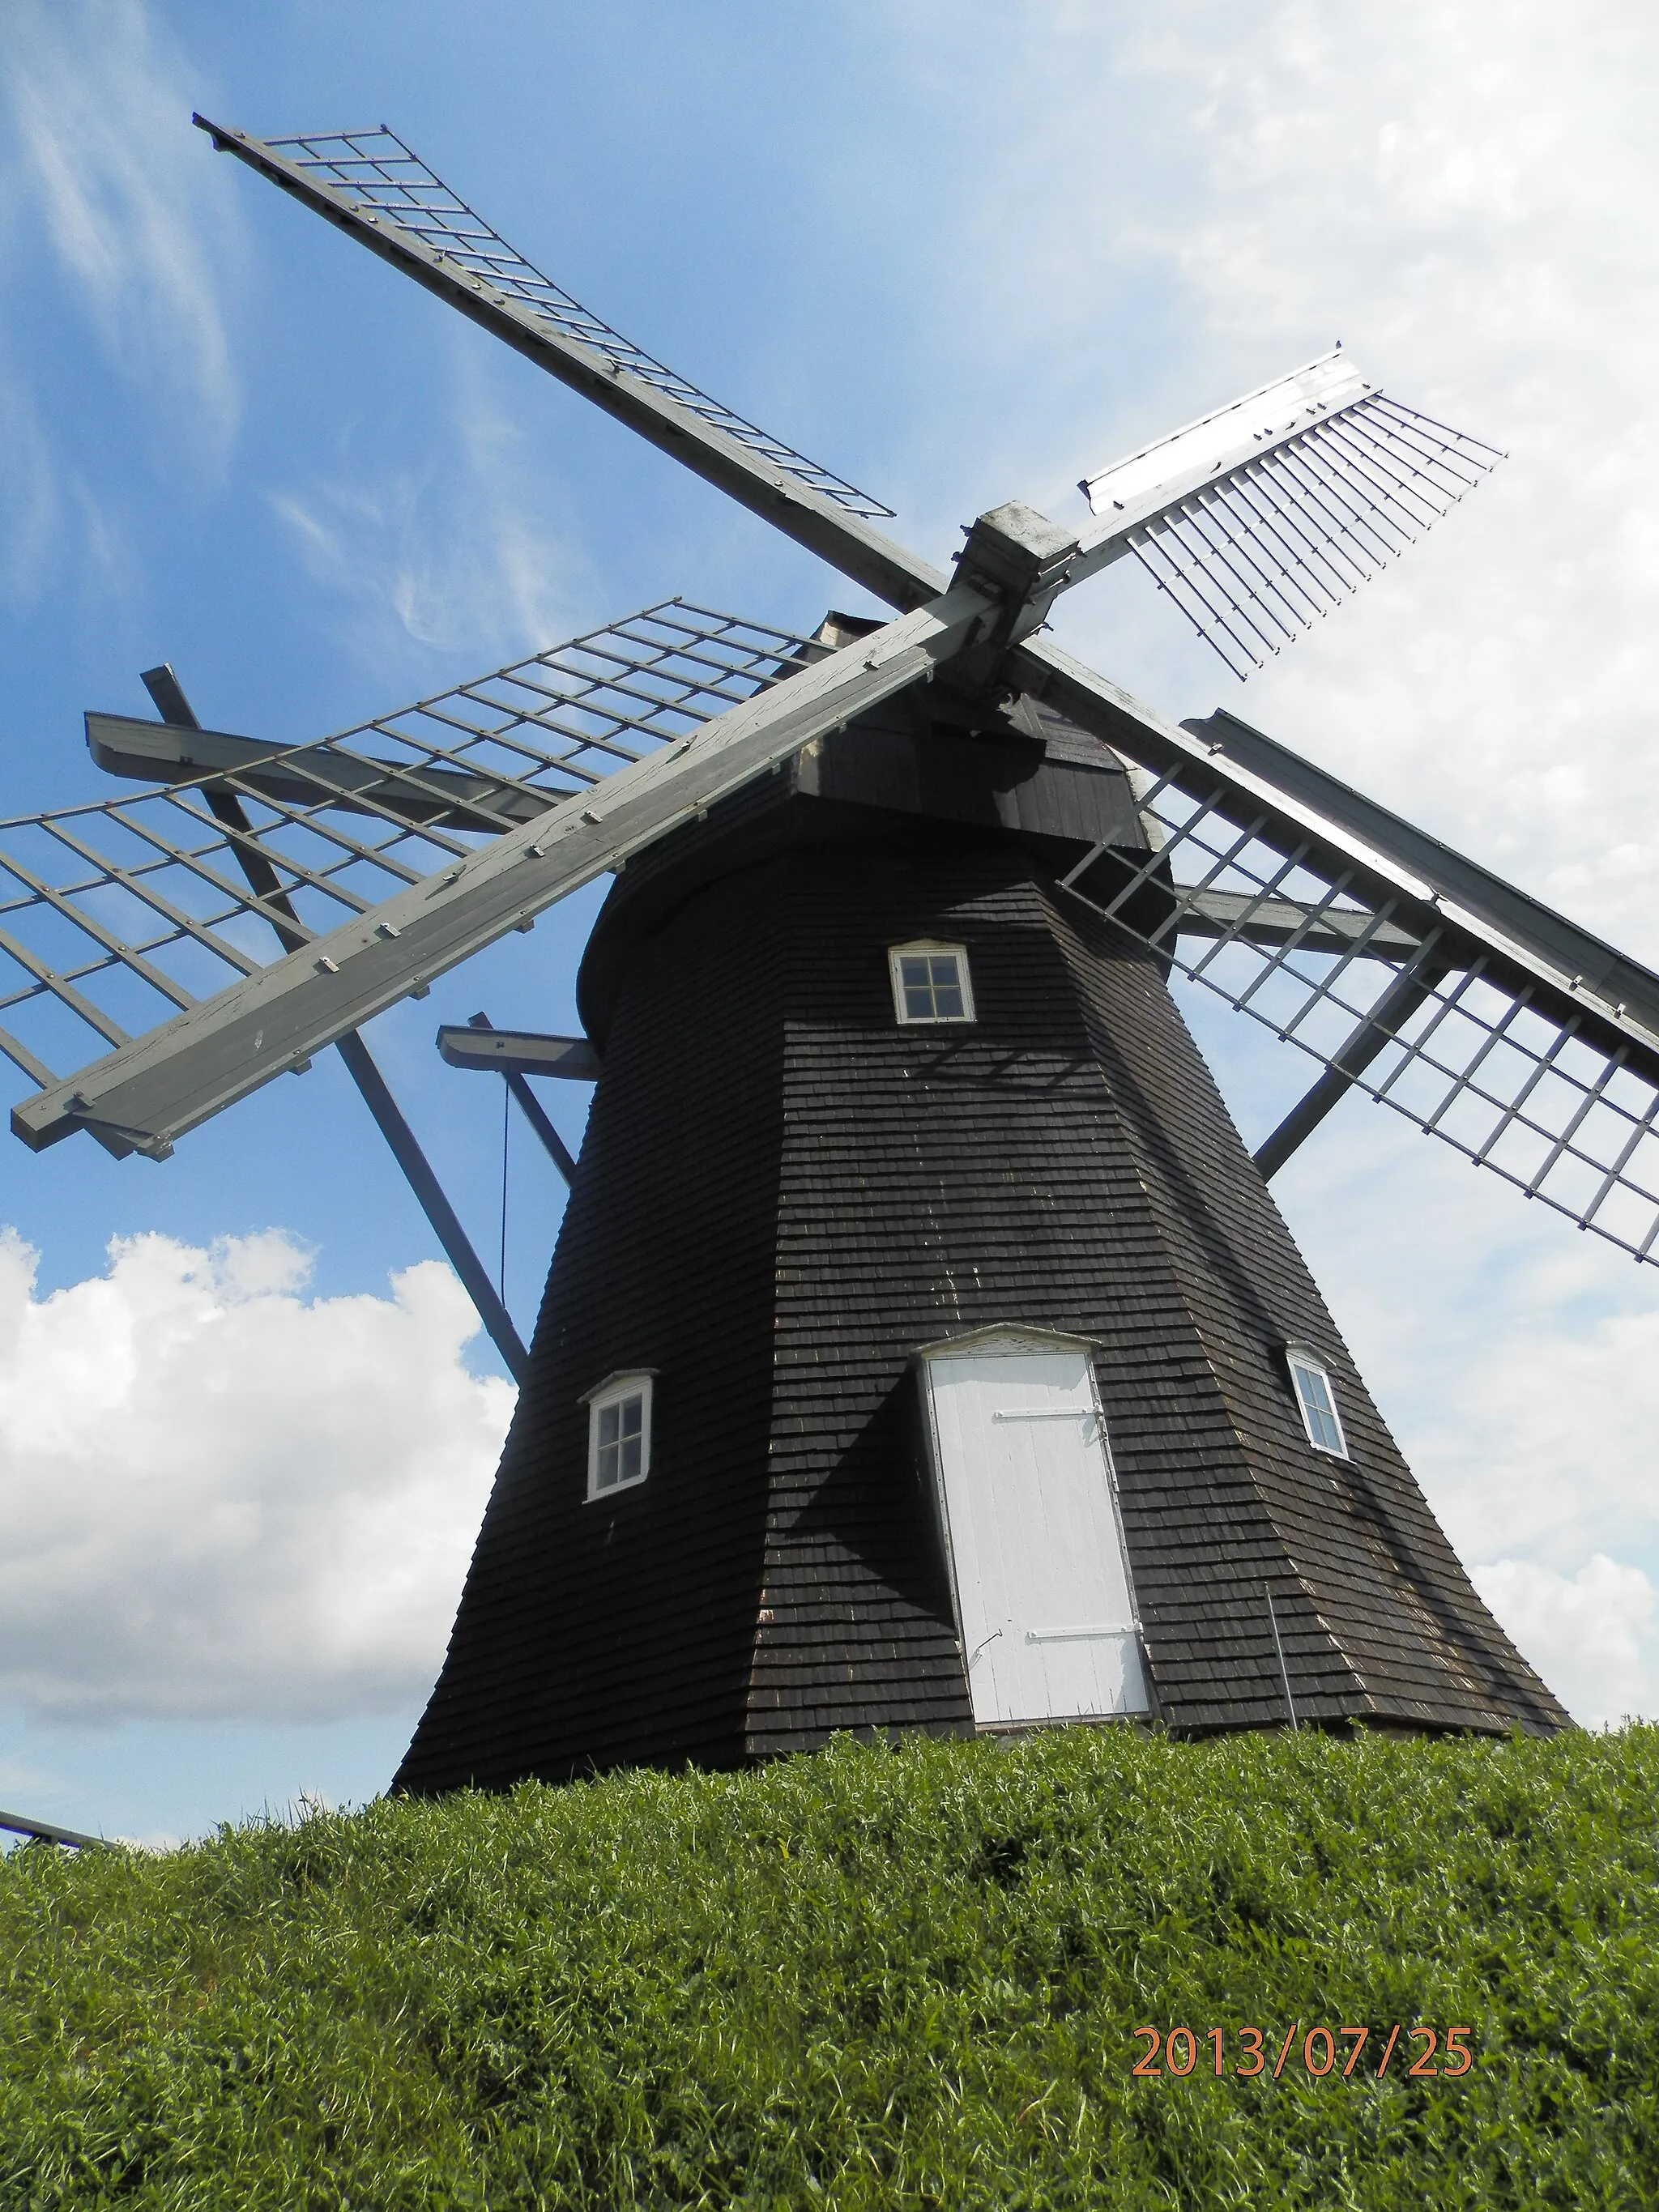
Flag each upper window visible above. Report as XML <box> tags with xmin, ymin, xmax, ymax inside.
<box><xmin>582</xmin><ymin>1370</ymin><xmax>655</xmax><ymax>1500</ymax></box>
<box><xmin>1285</xmin><ymin>1345</ymin><xmax>1348</xmax><ymax>1459</ymax></box>
<box><xmin>889</xmin><ymin>940</ymin><xmax>975</xmax><ymax>1025</ymax></box>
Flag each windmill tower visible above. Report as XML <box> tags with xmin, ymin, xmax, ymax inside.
<box><xmin>14</xmin><ymin>118</ymin><xmax>1659</xmax><ymax>1779</ymax></box>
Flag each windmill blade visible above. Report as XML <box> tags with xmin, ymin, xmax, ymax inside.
<box><xmin>194</xmin><ymin>117</ymin><xmax>943</xmax><ymax>615</ymax></box>
<box><xmin>87</xmin><ymin>599</ymin><xmax>812</xmax><ymax>831</ymax></box>
<box><xmin>9</xmin><ymin>578</ymin><xmax>991</xmax><ymax>1160</ymax></box>
<box><xmin>136</xmin><ymin>661</ymin><xmax>531</xmax><ymax>1378</ymax></box>
<box><xmin>0</xmin><ymin>600</ymin><xmax>819</xmax><ymax>1151</ymax></box>
<box><xmin>186</xmin><ymin>121</ymin><xmax>1503</xmax><ymax>669</ymax></box>
<box><xmin>1013</xmin><ymin>632</ymin><xmax>1659</xmax><ymax>1264</ymax></box>
<box><xmin>1070</xmin><ymin>349</ymin><xmax>1503</xmax><ymax>677</ymax></box>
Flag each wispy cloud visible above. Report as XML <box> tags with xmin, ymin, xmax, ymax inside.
<box><xmin>882</xmin><ymin>1</ymin><xmax>1659</xmax><ymax>1726</ymax></box>
<box><xmin>0</xmin><ymin>1229</ymin><xmax>512</xmax><ymax>1725</ymax></box>
<box><xmin>885</xmin><ymin>4</ymin><xmax>1659</xmax><ymax>957</ymax></box>
<box><xmin>0</xmin><ymin>0</ymin><xmax>240</xmax><ymax>600</ymax></box>
<box><xmin>1098</xmin><ymin>2</ymin><xmax>1659</xmax><ymax>957</ymax></box>
<box><xmin>3</xmin><ymin>0</ymin><xmax>238</xmax><ymax>443</ymax></box>
<box><xmin>270</xmin><ymin>356</ymin><xmax>590</xmax><ymax>675</ymax></box>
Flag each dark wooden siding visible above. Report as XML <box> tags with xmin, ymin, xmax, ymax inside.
<box><xmin>395</xmin><ymin>864</ymin><xmax>788</xmax><ymax>1790</ymax></box>
<box><xmin>399</xmin><ymin>714</ymin><xmax>1563</xmax><ymax>1795</ymax></box>
<box><xmin>1047</xmin><ymin>892</ymin><xmax>1565</xmax><ymax>1733</ymax></box>
<box><xmin>752</xmin><ymin>837</ymin><xmax>1243</xmax><ymax>1751</ymax></box>
<box><xmin>748</xmin><ymin>836</ymin><xmax>1561</xmax><ymax>1749</ymax></box>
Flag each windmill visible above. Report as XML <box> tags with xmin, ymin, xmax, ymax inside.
<box><xmin>11</xmin><ymin>117</ymin><xmax>1659</xmax><ymax>1784</ymax></box>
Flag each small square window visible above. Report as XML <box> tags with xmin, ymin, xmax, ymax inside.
<box><xmin>1285</xmin><ymin>1345</ymin><xmax>1348</xmax><ymax>1459</ymax></box>
<box><xmin>581</xmin><ymin>1370</ymin><xmax>655</xmax><ymax>1499</ymax></box>
<box><xmin>889</xmin><ymin>940</ymin><xmax>975</xmax><ymax>1025</ymax></box>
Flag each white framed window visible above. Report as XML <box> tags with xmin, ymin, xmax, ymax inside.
<box><xmin>889</xmin><ymin>940</ymin><xmax>975</xmax><ymax>1025</ymax></box>
<box><xmin>581</xmin><ymin>1370</ymin><xmax>656</xmax><ymax>1500</ymax></box>
<box><xmin>1285</xmin><ymin>1344</ymin><xmax>1348</xmax><ymax>1459</ymax></box>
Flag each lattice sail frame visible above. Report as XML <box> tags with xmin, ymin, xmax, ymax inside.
<box><xmin>0</xmin><ymin>603</ymin><xmax>811</xmax><ymax>1118</ymax></box>
<box><xmin>261</xmin><ymin>127</ymin><xmax>895</xmax><ymax>523</ymax></box>
<box><xmin>1124</xmin><ymin>394</ymin><xmax>1504</xmax><ymax>680</ymax></box>
<box><xmin>7</xmin><ymin>585</ymin><xmax>1657</xmax><ymax>1262</ymax></box>
<box><xmin>1056</xmin><ymin>755</ymin><xmax>1659</xmax><ymax>1264</ymax></box>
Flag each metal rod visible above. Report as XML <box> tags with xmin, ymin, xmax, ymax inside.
<box><xmin>142</xmin><ymin>668</ymin><xmax>528</xmax><ymax>1382</ymax></box>
<box><xmin>1265</xmin><ymin>1584</ymin><xmax>1299</xmax><ymax>1731</ymax></box>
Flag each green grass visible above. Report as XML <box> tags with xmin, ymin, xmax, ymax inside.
<box><xmin>3</xmin><ymin>1727</ymin><xmax>1657</xmax><ymax>2209</ymax></box>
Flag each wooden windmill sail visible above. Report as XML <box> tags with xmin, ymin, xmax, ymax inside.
<box><xmin>14</xmin><ymin>117</ymin><xmax>1659</xmax><ymax>1770</ymax></box>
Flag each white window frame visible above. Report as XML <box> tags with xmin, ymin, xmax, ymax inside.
<box><xmin>1284</xmin><ymin>1343</ymin><xmax>1349</xmax><ymax>1460</ymax></box>
<box><xmin>580</xmin><ymin>1369</ymin><xmax>656</xmax><ymax>1501</ymax></box>
<box><xmin>889</xmin><ymin>939</ymin><xmax>976</xmax><ymax>1026</ymax></box>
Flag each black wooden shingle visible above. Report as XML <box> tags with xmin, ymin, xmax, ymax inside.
<box><xmin>395</xmin><ymin>695</ymin><xmax>1563</xmax><ymax>1795</ymax></box>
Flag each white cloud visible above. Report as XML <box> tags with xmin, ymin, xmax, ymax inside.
<box><xmin>0</xmin><ymin>1229</ymin><xmax>513</xmax><ymax>1725</ymax></box>
<box><xmin>915</xmin><ymin>0</ymin><xmax>1659</xmax><ymax>1731</ymax></box>
<box><xmin>1095</xmin><ymin>1</ymin><xmax>1659</xmax><ymax>959</ymax></box>
<box><xmin>1130</xmin><ymin>3</ymin><xmax>1659</xmax><ymax>1726</ymax></box>
<box><xmin>0</xmin><ymin>0</ymin><xmax>238</xmax><ymax>607</ymax></box>
<box><xmin>6</xmin><ymin>5</ymin><xmax>1656</xmax><ymax>1757</ymax></box>
<box><xmin>883</xmin><ymin>4</ymin><xmax>1659</xmax><ymax>953</ymax></box>
<box><xmin>1473</xmin><ymin>1557</ymin><xmax>1658</xmax><ymax>1731</ymax></box>
<box><xmin>1</xmin><ymin>0</ymin><xmax>239</xmax><ymax>457</ymax></box>
<box><xmin>270</xmin><ymin>358</ymin><xmax>590</xmax><ymax>672</ymax></box>
<box><xmin>1414</xmin><ymin>1262</ymin><xmax>1659</xmax><ymax>1572</ymax></box>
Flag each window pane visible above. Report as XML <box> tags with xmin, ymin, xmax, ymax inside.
<box><xmin>894</xmin><ymin>945</ymin><xmax>973</xmax><ymax>1024</ymax></box>
<box><xmin>1293</xmin><ymin>1362</ymin><xmax>1343</xmax><ymax>1454</ymax></box>
<box><xmin>589</xmin><ymin>1383</ymin><xmax>650</xmax><ymax>1498</ymax></box>
<box><xmin>1294</xmin><ymin>1366</ymin><xmax>1317</xmax><ymax>1420</ymax></box>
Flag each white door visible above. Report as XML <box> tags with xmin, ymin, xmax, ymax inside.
<box><xmin>923</xmin><ymin>1342</ymin><xmax>1149</xmax><ymax>1726</ymax></box>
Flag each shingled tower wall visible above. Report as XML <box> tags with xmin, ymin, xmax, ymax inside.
<box><xmin>395</xmin><ymin>695</ymin><xmax>1564</xmax><ymax>1794</ymax></box>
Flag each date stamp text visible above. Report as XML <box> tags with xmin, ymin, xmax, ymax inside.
<box><xmin>1132</xmin><ymin>2025</ymin><xmax>1474</xmax><ymax>2079</ymax></box>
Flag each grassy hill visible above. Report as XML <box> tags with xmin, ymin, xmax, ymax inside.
<box><xmin>4</xmin><ymin>1725</ymin><xmax>1657</xmax><ymax>2208</ymax></box>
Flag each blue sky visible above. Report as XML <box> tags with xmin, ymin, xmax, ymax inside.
<box><xmin>4</xmin><ymin>1</ymin><xmax>1658</xmax><ymax>1844</ymax></box>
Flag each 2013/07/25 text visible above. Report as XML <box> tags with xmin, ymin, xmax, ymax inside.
<box><xmin>1132</xmin><ymin>2026</ymin><xmax>1474</xmax><ymax>2079</ymax></box>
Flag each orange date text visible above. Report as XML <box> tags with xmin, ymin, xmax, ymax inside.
<box><xmin>1131</xmin><ymin>2025</ymin><xmax>1474</xmax><ymax>2079</ymax></box>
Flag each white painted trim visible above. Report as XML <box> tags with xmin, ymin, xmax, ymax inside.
<box><xmin>584</xmin><ymin>1370</ymin><xmax>655</xmax><ymax>1500</ymax></box>
<box><xmin>889</xmin><ymin>938</ymin><xmax>976</xmax><ymax>1025</ymax></box>
<box><xmin>1282</xmin><ymin>1341</ymin><xmax>1350</xmax><ymax>1460</ymax></box>
<box><xmin>578</xmin><ymin>1365</ymin><xmax>659</xmax><ymax>1405</ymax></box>
<box><xmin>911</xmin><ymin>1321</ymin><xmax>1102</xmax><ymax>1362</ymax></box>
